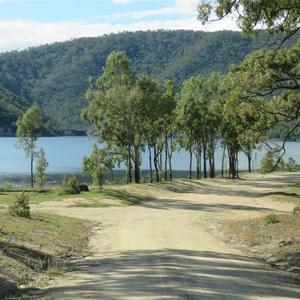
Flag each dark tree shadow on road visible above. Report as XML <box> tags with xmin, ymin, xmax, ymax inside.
<box><xmin>28</xmin><ymin>249</ymin><xmax>300</xmax><ymax>300</ymax></box>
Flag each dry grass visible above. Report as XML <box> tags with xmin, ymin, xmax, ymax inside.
<box><xmin>225</xmin><ymin>212</ymin><xmax>300</xmax><ymax>274</ymax></box>
<box><xmin>0</xmin><ymin>211</ymin><xmax>93</xmax><ymax>298</ymax></box>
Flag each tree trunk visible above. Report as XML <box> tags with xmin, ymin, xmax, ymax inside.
<box><xmin>247</xmin><ymin>149</ymin><xmax>252</xmax><ymax>173</ymax></box>
<box><xmin>209</xmin><ymin>157</ymin><xmax>215</xmax><ymax>178</ymax></box>
<box><xmin>134</xmin><ymin>145</ymin><xmax>140</xmax><ymax>184</ymax></box>
<box><xmin>203</xmin><ymin>144</ymin><xmax>207</xmax><ymax>178</ymax></box>
<box><xmin>111</xmin><ymin>170</ymin><xmax>114</xmax><ymax>182</ymax></box>
<box><xmin>195</xmin><ymin>145</ymin><xmax>201</xmax><ymax>180</ymax></box>
<box><xmin>228</xmin><ymin>147</ymin><xmax>236</xmax><ymax>179</ymax></box>
<box><xmin>221</xmin><ymin>145</ymin><xmax>226</xmax><ymax>177</ymax></box>
<box><xmin>168</xmin><ymin>137</ymin><xmax>173</xmax><ymax>181</ymax></box>
<box><xmin>30</xmin><ymin>151</ymin><xmax>34</xmax><ymax>188</ymax></box>
<box><xmin>189</xmin><ymin>146</ymin><xmax>193</xmax><ymax>180</ymax></box>
<box><xmin>127</xmin><ymin>146</ymin><xmax>132</xmax><ymax>183</ymax></box>
<box><xmin>159</xmin><ymin>150</ymin><xmax>163</xmax><ymax>176</ymax></box>
<box><xmin>154</xmin><ymin>145</ymin><xmax>160</xmax><ymax>183</ymax></box>
<box><xmin>148</xmin><ymin>144</ymin><xmax>153</xmax><ymax>183</ymax></box>
<box><xmin>164</xmin><ymin>137</ymin><xmax>168</xmax><ymax>181</ymax></box>
<box><xmin>236</xmin><ymin>151</ymin><xmax>239</xmax><ymax>179</ymax></box>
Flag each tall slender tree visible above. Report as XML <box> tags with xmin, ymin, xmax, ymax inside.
<box><xmin>16</xmin><ymin>104</ymin><xmax>42</xmax><ymax>188</ymax></box>
<box><xmin>35</xmin><ymin>148</ymin><xmax>48</xmax><ymax>189</ymax></box>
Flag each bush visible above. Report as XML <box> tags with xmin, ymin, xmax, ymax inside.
<box><xmin>293</xmin><ymin>206</ymin><xmax>300</xmax><ymax>215</ymax></box>
<box><xmin>265</xmin><ymin>213</ymin><xmax>279</xmax><ymax>224</ymax></box>
<box><xmin>285</xmin><ymin>157</ymin><xmax>297</xmax><ymax>172</ymax></box>
<box><xmin>60</xmin><ymin>177</ymin><xmax>81</xmax><ymax>195</ymax></box>
<box><xmin>8</xmin><ymin>192</ymin><xmax>31</xmax><ymax>218</ymax></box>
<box><xmin>0</xmin><ymin>182</ymin><xmax>12</xmax><ymax>191</ymax></box>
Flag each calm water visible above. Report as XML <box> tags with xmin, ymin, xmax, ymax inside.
<box><xmin>0</xmin><ymin>136</ymin><xmax>299</xmax><ymax>186</ymax></box>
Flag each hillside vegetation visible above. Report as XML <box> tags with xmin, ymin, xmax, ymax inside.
<box><xmin>0</xmin><ymin>30</ymin><xmax>292</xmax><ymax>133</ymax></box>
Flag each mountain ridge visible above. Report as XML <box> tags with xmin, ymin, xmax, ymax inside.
<box><xmin>0</xmin><ymin>29</ymin><xmax>294</xmax><ymax>133</ymax></box>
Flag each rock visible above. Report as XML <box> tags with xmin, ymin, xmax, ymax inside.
<box><xmin>79</xmin><ymin>184</ymin><xmax>89</xmax><ymax>192</ymax></box>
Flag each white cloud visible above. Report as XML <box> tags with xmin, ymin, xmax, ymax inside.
<box><xmin>99</xmin><ymin>0</ymin><xmax>198</xmax><ymax>21</ymax></box>
<box><xmin>0</xmin><ymin>0</ymin><xmax>240</xmax><ymax>52</ymax></box>
<box><xmin>0</xmin><ymin>15</ymin><xmax>239</xmax><ymax>53</ymax></box>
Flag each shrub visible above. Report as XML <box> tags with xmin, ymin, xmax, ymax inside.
<box><xmin>265</xmin><ymin>213</ymin><xmax>279</xmax><ymax>224</ymax></box>
<box><xmin>1</xmin><ymin>182</ymin><xmax>12</xmax><ymax>191</ymax></box>
<box><xmin>292</xmin><ymin>206</ymin><xmax>300</xmax><ymax>215</ymax></box>
<box><xmin>259</xmin><ymin>150</ymin><xmax>284</xmax><ymax>174</ymax></box>
<box><xmin>60</xmin><ymin>176</ymin><xmax>81</xmax><ymax>195</ymax></box>
<box><xmin>8</xmin><ymin>191</ymin><xmax>31</xmax><ymax>218</ymax></box>
<box><xmin>285</xmin><ymin>157</ymin><xmax>297</xmax><ymax>172</ymax></box>
<box><xmin>259</xmin><ymin>151</ymin><xmax>276</xmax><ymax>174</ymax></box>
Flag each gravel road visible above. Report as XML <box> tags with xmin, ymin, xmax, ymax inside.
<box><xmin>30</xmin><ymin>173</ymin><xmax>300</xmax><ymax>299</ymax></box>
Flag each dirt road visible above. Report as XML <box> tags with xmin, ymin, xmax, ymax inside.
<box><xmin>30</xmin><ymin>173</ymin><xmax>300</xmax><ymax>299</ymax></box>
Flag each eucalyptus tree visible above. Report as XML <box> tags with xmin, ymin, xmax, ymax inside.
<box><xmin>198</xmin><ymin>0</ymin><xmax>300</xmax><ymax>159</ymax></box>
<box><xmin>229</xmin><ymin>43</ymin><xmax>300</xmax><ymax>144</ymax></box>
<box><xmin>219</xmin><ymin>73</ymin><xmax>266</xmax><ymax>177</ymax></box>
<box><xmin>178</xmin><ymin>75</ymin><xmax>205</xmax><ymax>179</ymax></box>
<box><xmin>82</xmin><ymin>51</ymin><xmax>142</xmax><ymax>183</ymax></box>
<box><xmin>16</xmin><ymin>104</ymin><xmax>42</xmax><ymax>188</ymax></box>
<box><xmin>219</xmin><ymin>92</ymin><xmax>242</xmax><ymax>179</ymax></box>
<box><xmin>202</xmin><ymin>72</ymin><xmax>224</xmax><ymax>178</ymax></box>
<box><xmin>134</xmin><ymin>75</ymin><xmax>163</xmax><ymax>183</ymax></box>
<box><xmin>35</xmin><ymin>148</ymin><xmax>48</xmax><ymax>189</ymax></box>
<box><xmin>161</xmin><ymin>79</ymin><xmax>178</xmax><ymax>181</ymax></box>
<box><xmin>82</xmin><ymin>144</ymin><xmax>115</xmax><ymax>189</ymax></box>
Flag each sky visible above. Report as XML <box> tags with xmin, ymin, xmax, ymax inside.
<box><xmin>0</xmin><ymin>0</ymin><xmax>239</xmax><ymax>53</ymax></box>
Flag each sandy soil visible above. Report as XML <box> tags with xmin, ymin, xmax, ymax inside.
<box><xmin>28</xmin><ymin>173</ymin><xmax>300</xmax><ymax>299</ymax></box>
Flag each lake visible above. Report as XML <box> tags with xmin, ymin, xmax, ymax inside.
<box><xmin>0</xmin><ymin>136</ymin><xmax>299</xmax><ymax>186</ymax></box>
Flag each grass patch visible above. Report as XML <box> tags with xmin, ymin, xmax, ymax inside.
<box><xmin>47</xmin><ymin>267</ymin><xmax>64</xmax><ymax>277</ymax></box>
<box><xmin>0</xmin><ymin>185</ymin><xmax>154</xmax><ymax>207</ymax></box>
<box><xmin>0</xmin><ymin>210</ymin><xmax>93</xmax><ymax>297</ymax></box>
<box><xmin>0</xmin><ymin>189</ymin><xmax>65</xmax><ymax>205</ymax></box>
<box><xmin>72</xmin><ymin>198</ymin><xmax>111</xmax><ymax>208</ymax></box>
<box><xmin>270</xmin><ymin>184</ymin><xmax>300</xmax><ymax>204</ymax></box>
<box><xmin>264</xmin><ymin>213</ymin><xmax>279</xmax><ymax>224</ymax></box>
<box><xmin>225</xmin><ymin>213</ymin><xmax>300</xmax><ymax>274</ymax></box>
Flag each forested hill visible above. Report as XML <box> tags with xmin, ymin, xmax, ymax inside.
<box><xmin>0</xmin><ymin>30</ymin><xmax>291</xmax><ymax>133</ymax></box>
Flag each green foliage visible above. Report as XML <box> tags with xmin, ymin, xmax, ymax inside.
<box><xmin>198</xmin><ymin>0</ymin><xmax>300</xmax><ymax>38</ymax></box>
<box><xmin>259</xmin><ymin>151</ymin><xmax>278</xmax><ymax>174</ymax></box>
<box><xmin>198</xmin><ymin>1</ymin><xmax>300</xmax><ymax>144</ymax></box>
<box><xmin>16</xmin><ymin>104</ymin><xmax>42</xmax><ymax>188</ymax></box>
<box><xmin>47</xmin><ymin>268</ymin><xmax>64</xmax><ymax>276</ymax></box>
<box><xmin>260</xmin><ymin>152</ymin><xmax>297</xmax><ymax>174</ymax></box>
<box><xmin>264</xmin><ymin>213</ymin><xmax>279</xmax><ymax>225</ymax></box>
<box><xmin>16</xmin><ymin>104</ymin><xmax>42</xmax><ymax>142</ymax></box>
<box><xmin>82</xmin><ymin>144</ymin><xmax>115</xmax><ymax>189</ymax></box>
<box><xmin>0</xmin><ymin>30</ymin><xmax>292</xmax><ymax>132</ymax></box>
<box><xmin>285</xmin><ymin>157</ymin><xmax>297</xmax><ymax>172</ymax></box>
<box><xmin>60</xmin><ymin>177</ymin><xmax>81</xmax><ymax>195</ymax></box>
<box><xmin>35</xmin><ymin>148</ymin><xmax>49</xmax><ymax>189</ymax></box>
<box><xmin>292</xmin><ymin>206</ymin><xmax>300</xmax><ymax>216</ymax></box>
<box><xmin>8</xmin><ymin>191</ymin><xmax>31</xmax><ymax>218</ymax></box>
<box><xmin>1</xmin><ymin>182</ymin><xmax>12</xmax><ymax>191</ymax></box>
<box><xmin>0</xmin><ymin>85</ymin><xmax>29</xmax><ymax>132</ymax></box>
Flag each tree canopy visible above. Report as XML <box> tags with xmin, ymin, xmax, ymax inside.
<box><xmin>197</xmin><ymin>0</ymin><xmax>300</xmax><ymax>42</ymax></box>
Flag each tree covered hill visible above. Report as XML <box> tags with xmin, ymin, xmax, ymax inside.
<box><xmin>0</xmin><ymin>30</ymin><xmax>293</xmax><ymax>133</ymax></box>
<box><xmin>0</xmin><ymin>85</ymin><xmax>29</xmax><ymax>135</ymax></box>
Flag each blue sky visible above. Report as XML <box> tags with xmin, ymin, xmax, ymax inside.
<box><xmin>0</xmin><ymin>0</ymin><xmax>238</xmax><ymax>53</ymax></box>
